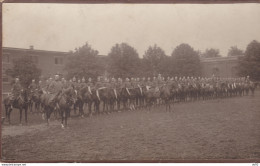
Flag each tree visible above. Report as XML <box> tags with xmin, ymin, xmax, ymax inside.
<box><xmin>227</xmin><ymin>46</ymin><xmax>244</xmax><ymax>57</ymax></box>
<box><xmin>108</xmin><ymin>43</ymin><xmax>141</xmax><ymax>78</ymax></box>
<box><xmin>202</xmin><ymin>48</ymin><xmax>221</xmax><ymax>58</ymax></box>
<box><xmin>238</xmin><ymin>40</ymin><xmax>260</xmax><ymax>81</ymax></box>
<box><xmin>6</xmin><ymin>55</ymin><xmax>41</xmax><ymax>88</ymax></box>
<box><xmin>64</xmin><ymin>42</ymin><xmax>105</xmax><ymax>80</ymax></box>
<box><xmin>171</xmin><ymin>43</ymin><xmax>201</xmax><ymax>76</ymax></box>
<box><xmin>143</xmin><ymin>44</ymin><xmax>167</xmax><ymax>76</ymax></box>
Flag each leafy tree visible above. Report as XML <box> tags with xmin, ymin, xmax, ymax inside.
<box><xmin>108</xmin><ymin>43</ymin><xmax>141</xmax><ymax>78</ymax></box>
<box><xmin>143</xmin><ymin>44</ymin><xmax>167</xmax><ymax>76</ymax></box>
<box><xmin>171</xmin><ymin>43</ymin><xmax>201</xmax><ymax>76</ymax></box>
<box><xmin>65</xmin><ymin>42</ymin><xmax>105</xmax><ymax>80</ymax></box>
<box><xmin>238</xmin><ymin>40</ymin><xmax>260</xmax><ymax>81</ymax></box>
<box><xmin>227</xmin><ymin>46</ymin><xmax>244</xmax><ymax>57</ymax></box>
<box><xmin>6</xmin><ymin>55</ymin><xmax>41</xmax><ymax>88</ymax></box>
<box><xmin>202</xmin><ymin>48</ymin><xmax>221</xmax><ymax>58</ymax></box>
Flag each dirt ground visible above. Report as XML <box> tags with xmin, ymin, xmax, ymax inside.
<box><xmin>1</xmin><ymin>91</ymin><xmax>260</xmax><ymax>161</ymax></box>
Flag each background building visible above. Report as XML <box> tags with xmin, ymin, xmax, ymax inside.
<box><xmin>200</xmin><ymin>56</ymin><xmax>239</xmax><ymax>78</ymax></box>
<box><xmin>2</xmin><ymin>46</ymin><xmax>68</xmax><ymax>92</ymax></box>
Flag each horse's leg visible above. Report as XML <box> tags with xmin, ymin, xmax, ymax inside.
<box><xmin>25</xmin><ymin>107</ymin><xmax>28</xmax><ymax>125</ymax></box>
<box><xmin>8</xmin><ymin>107</ymin><xmax>12</xmax><ymax>125</ymax></box>
<box><xmin>61</xmin><ymin>110</ymin><xmax>65</xmax><ymax>128</ymax></box>
<box><xmin>65</xmin><ymin>108</ymin><xmax>68</xmax><ymax>127</ymax></box>
<box><xmin>79</xmin><ymin>101</ymin><xmax>84</xmax><ymax>117</ymax></box>
<box><xmin>19</xmin><ymin>109</ymin><xmax>22</xmax><ymax>125</ymax></box>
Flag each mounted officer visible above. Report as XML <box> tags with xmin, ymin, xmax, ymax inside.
<box><xmin>10</xmin><ymin>77</ymin><xmax>23</xmax><ymax>108</ymax></box>
<box><xmin>28</xmin><ymin>79</ymin><xmax>37</xmax><ymax>94</ymax></box>
<box><xmin>38</xmin><ymin>80</ymin><xmax>43</xmax><ymax>91</ymax></box>
<box><xmin>124</xmin><ymin>78</ymin><xmax>131</xmax><ymax>95</ymax></box>
<box><xmin>86</xmin><ymin>77</ymin><xmax>94</xmax><ymax>94</ymax></box>
<box><xmin>47</xmin><ymin>74</ymin><xmax>63</xmax><ymax>106</ymax></box>
<box><xmin>146</xmin><ymin>77</ymin><xmax>153</xmax><ymax>90</ymax></box>
<box><xmin>110</xmin><ymin>78</ymin><xmax>118</xmax><ymax>98</ymax></box>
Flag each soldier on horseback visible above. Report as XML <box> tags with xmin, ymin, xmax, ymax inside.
<box><xmin>95</xmin><ymin>77</ymin><xmax>104</xmax><ymax>100</ymax></box>
<box><xmin>28</xmin><ymin>79</ymin><xmax>37</xmax><ymax>93</ymax></box>
<box><xmin>47</xmin><ymin>74</ymin><xmax>63</xmax><ymax>108</ymax></box>
<box><xmin>11</xmin><ymin>77</ymin><xmax>23</xmax><ymax>109</ymax></box>
<box><xmin>124</xmin><ymin>78</ymin><xmax>131</xmax><ymax>95</ymax></box>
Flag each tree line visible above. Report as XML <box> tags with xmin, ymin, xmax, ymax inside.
<box><xmin>6</xmin><ymin>40</ymin><xmax>260</xmax><ymax>88</ymax></box>
<box><xmin>64</xmin><ymin>41</ymin><xmax>255</xmax><ymax>80</ymax></box>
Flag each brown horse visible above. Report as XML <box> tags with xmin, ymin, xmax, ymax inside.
<box><xmin>3</xmin><ymin>89</ymin><xmax>29</xmax><ymax>125</ymax></box>
<box><xmin>42</xmin><ymin>87</ymin><xmax>77</xmax><ymax>127</ymax></box>
<box><xmin>59</xmin><ymin>87</ymin><xmax>77</xmax><ymax>128</ymax></box>
<box><xmin>160</xmin><ymin>85</ymin><xmax>172</xmax><ymax>111</ymax></box>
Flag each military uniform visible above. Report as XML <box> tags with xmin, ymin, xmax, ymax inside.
<box><xmin>47</xmin><ymin>80</ymin><xmax>63</xmax><ymax>94</ymax></box>
<box><xmin>28</xmin><ymin>81</ymin><xmax>37</xmax><ymax>93</ymax></box>
<box><xmin>12</xmin><ymin>82</ymin><xmax>23</xmax><ymax>99</ymax></box>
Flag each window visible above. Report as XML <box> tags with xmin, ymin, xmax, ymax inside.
<box><xmin>54</xmin><ymin>57</ymin><xmax>63</xmax><ymax>65</ymax></box>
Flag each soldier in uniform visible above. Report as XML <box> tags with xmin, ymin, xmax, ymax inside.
<box><xmin>38</xmin><ymin>80</ymin><xmax>43</xmax><ymax>91</ymax></box>
<box><xmin>86</xmin><ymin>77</ymin><xmax>94</xmax><ymax>94</ymax></box>
<box><xmin>146</xmin><ymin>77</ymin><xmax>153</xmax><ymax>90</ymax></box>
<box><xmin>28</xmin><ymin>79</ymin><xmax>37</xmax><ymax>93</ymax></box>
<box><xmin>124</xmin><ymin>78</ymin><xmax>131</xmax><ymax>95</ymax></box>
<box><xmin>110</xmin><ymin>78</ymin><xmax>117</xmax><ymax>98</ymax></box>
<box><xmin>47</xmin><ymin>74</ymin><xmax>63</xmax><ymax>105</ymax></box>
<box><xmin>116</xmin><ymin>78</ymin><xmax>123</xmax><ymax>90</ymax></box>
<box><xmin>140</xmin><ymin>77</ymin><xmax>146</xmax><ymax>87</ymax></box>
<box><xmin>71</xmin><ymin>76</ymin><xmax>77</xmax><ymax>89</ymax></box>
<box><xmin>11</xmin><ymin>77</ymin><xmax>23</xmax><ymax>108</ymax></box>
<box><xmin>95</xmin><ymin>77</ymin><xmax>104</xmax><ymax>100</ymax></box>
<box><xmin>80</xmin><ymin>77</ymin><xmax>87</xmax><ymax>89</ymax></box>
<box><xmin>61</xmin><ymin>77</ymin><xmax>68</xmax><ymax>89</ymax></box>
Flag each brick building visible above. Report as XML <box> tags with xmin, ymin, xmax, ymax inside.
<box><xmin>200</xmin><ymin>56</ymin><xmax>239</xmax><ymax>78</ymax></box>
<box><xmin>2</xmin><ymin>46</ymin><xmax>68</xmax><ymax>92</ymax></box>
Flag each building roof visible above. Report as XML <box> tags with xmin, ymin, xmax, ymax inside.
<box><xmin>200</xmin><ymin>56</ymin><xmax>240</xmax><ymax>62</ymax></box>
<box><xmin>3</xmin><ymin>47</ymin><xmax>69</xmax><ymax>55</ymax></box>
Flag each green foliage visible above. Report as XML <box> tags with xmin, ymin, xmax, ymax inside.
<box><xmin>143</xmin><ymin>44</ymin><xmax>167</xmax><ymax>76</ymax></box>
<box><xmin>202</xmin><ymin>48</ymin><xmax>221</xmax><ymax>58</ymax></box>
<box><xmin>6</xmin><ymin>55</ymin><xmax>41</xmax><ymax>88</ymax></box>
<box><xmin>65</xmin><ymin>42</ymin><xmax>105</xmax><ymax>80</ymax></box>
<box><xmin>171</xmin><ymin>43</ymin><xmax>201</xmax><ymax>76</ymax></box>
<box><xmin>238</xmin><ymin>40</ymin><xmax>260</xmax><ymax>81</ymax></box>
<box><xmin>108</xmin><ymin>43</ymin><xmax>141</xmax><ymax>78</ymax></box>
<box><xmin>228</xmin><ymin>46</ymin><xmax>244</xmax><ymax>57</ymax></box>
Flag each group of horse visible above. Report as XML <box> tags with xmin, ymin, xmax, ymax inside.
<box><xmin>3</xmin><ymin>81</ymin><xmax>258</xmax><ymax>128</ymax></box>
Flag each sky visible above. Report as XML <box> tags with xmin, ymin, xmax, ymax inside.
<box><xmin>3</xmin><ymin>3</ymin><xmax>260</xmax><ymax>57</ymax></box>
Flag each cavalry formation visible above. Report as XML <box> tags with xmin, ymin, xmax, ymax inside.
<box><xmin>3</xmin><ymin>74</ymin><xmax>257</xmax><ymax>128</ymax></box>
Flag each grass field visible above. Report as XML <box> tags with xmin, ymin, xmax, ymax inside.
<box><xmin>1</xmin><ymin>90</ymin><xmax>260</xmax><ymax>161</ymax></box>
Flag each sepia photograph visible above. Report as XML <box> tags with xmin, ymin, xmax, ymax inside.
<box><xmin>1</xmin><ymin>2</ymin><xmax>260</xmax><ymax>162</ymax></box>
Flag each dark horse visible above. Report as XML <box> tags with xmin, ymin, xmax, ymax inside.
<box><xmin>42</xmin><ymin>87</ymin><xmax>77</xmax><ymax>127</ymax></box>
<box><xmin>95</xmin><ymin>88</ymin><xmax>117</xmax><ymax>114</ymax></box>
<box><xmin>28</xmin><ymin>89</ymin><xmax>43</xmax><ymax>114</ymax></box>
<box><xmin>3</xmin><ymin>89</ymin><xmax>29</xmax><ymax>125</ymax></box>
<box><xmin>59</xmin><ymin>87</ymin><xmax>77</xmax><ymax>128</ymax></box>
<box><xmin>160</xmin><ymin>85</ymin><xmax>172</xmax><ymax>112</ymax></box>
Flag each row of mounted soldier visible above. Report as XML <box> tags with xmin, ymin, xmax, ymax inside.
<box><xmin>4</xmin><ymin>74</ymin><xmax>257</xmax><ymax>128</ymax></box>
